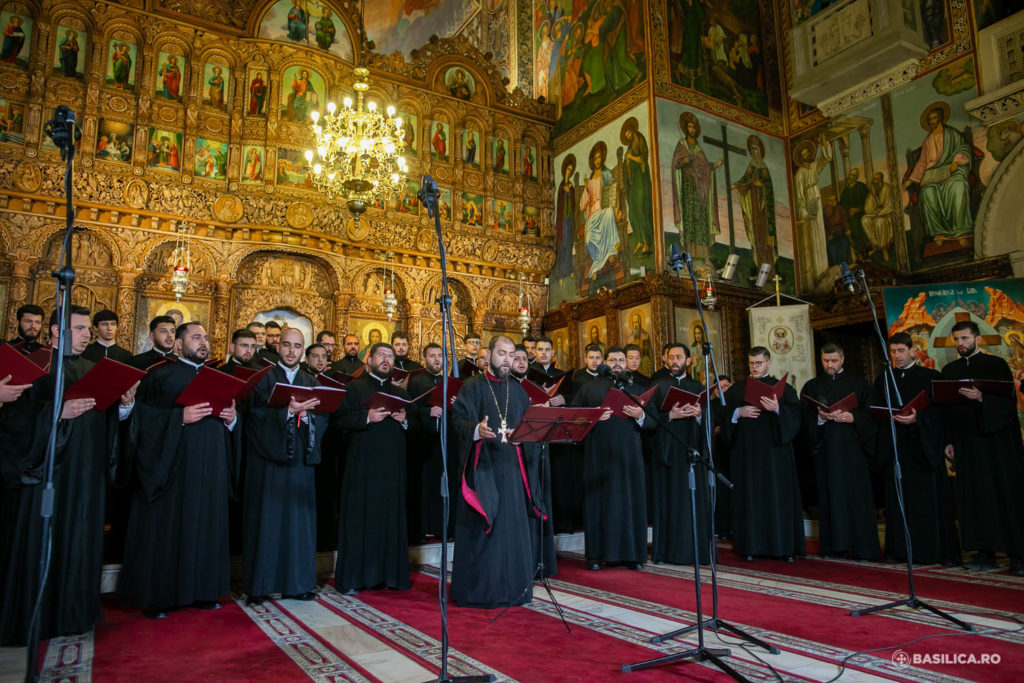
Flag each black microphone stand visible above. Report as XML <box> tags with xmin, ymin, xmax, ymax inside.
<box><xmin>26</xmin><ymin>106</ymin><xmax>78</xmax><ymax>682</ymax></box>
<box><xmin>417</xmin><ymin>176</ymin><xmax>495</xmax><ymax>683</ymax></box>
<box><xmin>846</xmin><ymin>268</ymin><xmax>973</xmax><ymax>631</ymax></box>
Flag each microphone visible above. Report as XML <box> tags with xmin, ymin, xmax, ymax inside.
<box><xmin>668</xmin><ymin>242</ymin><xmax>686</xmax><ymax>274</ymax></box>
<box><xmin>417</xmin><ymin>175</ymin><xmax>439</xmax><ymax>218</ymax></box>
<box><xmin>43</xmin><ymin>106</ymin><xmax>79</xmax><ymax>161</ymax></box>
<box><xmin>837</xmin><ymin>261</ymin><xmax>857</xmax><ymax>293</ymax></box>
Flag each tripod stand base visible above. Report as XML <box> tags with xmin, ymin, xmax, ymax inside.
<box><xmin>652</xmin><ymin>617</ymin><xmax>780</xmax><ymax>654</ymax></box>
<box><xmin>850</xmin><ymin>597</ymin><xmax>975</xmax><ymax>632</ymax></box>
<box><xmin>425</xmin><ymin>676</ymin><xmax>496</xmax><ymax>682</ymax></box>
<box><xmin>623</xmin><ymin>646</ymin><xmax>745</xmax><ymax>681</ymax></box>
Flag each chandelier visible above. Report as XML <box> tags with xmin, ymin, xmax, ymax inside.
<box><xmin>515</xmin><ymin>272</ymin><xmax>531</xmax><ymax>336</ymax></box>
<box><xmin>169</xmin><ymin>221</ymin><xmax>193</xmax><ymax>301</ymax></box>
<box><xmin>382</xmin><ymin>250</ymin><xmax>398</xmax><ymax>321</ymax></box>
<box><xmin>305</xmin><ymin>5</ymin><xmax>407</xmax><ymax>225</ymax></box>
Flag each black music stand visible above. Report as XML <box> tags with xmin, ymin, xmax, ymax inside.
<box><xmin>491</xmin><ymin>406</ymin><xmax>604</xmax><ymax>632</ymax></box>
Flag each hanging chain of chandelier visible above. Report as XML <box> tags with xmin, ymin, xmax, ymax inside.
<box><xmin>305</xmin><ymin>65</ymin><xmax>408</xmax><ymax>225</ymax></box>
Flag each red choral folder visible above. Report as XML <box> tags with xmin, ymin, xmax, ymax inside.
<box><xmin>428</xmin><ymin>377</ymin><xmax>463</xmax><ymax>407</ymax></box>
<box><xmin>175</xmin><ymin>366</ymin><xmax>246</xmax><ymax>416</ymax></box>
<box><xmin>526</xmin><ymin>367</ymin><xmax>568</xmax><ymax>392</ymax></box>
<box><xmin>26</xmin><ymin>347</ymin><xmax>53</xmax><ymax>371</ymax></box>
<box><xmin>236</xmin><ymin>364</ymin><xmax>275</xmax><ymax>401</ymax></box>
<box><xmin>63</xmin><ymin>358</ymin><xmax>145</xmax><ymax>411</ymax></box>
<box><xmin>869</xmin><ymin>390</ymin><xmax>931</xmax><ymax>419</ymax></box>
<box><xmin>600</xmin><ymin>385</ymin><xmax>658</xmax><ymax>419</ymax></box>
<box><xmin>145</xmin><ymin>356</ymin><xmax>176</xmax><ymax>372</ymax></box>
<box><xmin>266</xmin><ymin>383</ymin><xmax>346</xmax><ymax>414</ymax></box>
<box><xmin>521</xmin><ymin>378</ymin><xmax>564</xmax><ymax>405</ymax></box>
<box><xmin>931</xmin><ymin>378</ymin><xmax>1016</xmax><ymax>403</ymax></box>
<box><xmin>509</xmin><ymin>406</ymin><xmax>605</xmax><ymax>444</ymax></box>
<box><xmin>391</xmin><ymin>367</ymin><xmax>426</xmax><ymax>388</ymax></box>
<box><xmin>231</xmin><ymin>364</ymin><xmax>261</xmax><ymax>380</ymax></box>
<box><xmin>363</xmin><ymin>388</ymin><xmax>432</xmax><ymax>413</ymax></box>
<box><xmin>803</xmin><ymin>391</ymin><xmax>859</xmax><ymax>414</ymax></box>
<box><xmin>659</xmin><ymin>385</ymin><xmax>709</xmax><ymax>412</ymax></box>
<box><xmin>743</xmin><ymin>373</ymin><xmax>789</xmax><ymax>405</ymax></box>
<box><xmin>316</xmin><ymin>372</ymin><xmax>347</xmax><ymax>389</ymax></box>
<box><xmin>0</xmin><ymin>343</ymin><xmax>48</xmax><ymax>386</ymax></box>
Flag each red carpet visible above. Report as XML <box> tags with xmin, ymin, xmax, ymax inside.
<box><xmin>17</xmin><ymin>545</ymin><xmax>1023</xmax><ymax>682</ymax></box>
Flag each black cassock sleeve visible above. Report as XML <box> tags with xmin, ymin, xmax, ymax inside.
<box><xmin>247</xmin><ymin>372</ymin><xmax>327</xmax><ymax>465</ymax></box>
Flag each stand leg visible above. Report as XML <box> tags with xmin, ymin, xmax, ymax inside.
<box><xmin>851</xmin><ymin>597</ymin><xmax>974</xmax><ymax>632</ymax></box>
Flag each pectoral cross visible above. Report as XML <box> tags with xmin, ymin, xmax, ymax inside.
<box><xmin>498</xmin><ymin>418</ymin><xmax>511</xmax><ymax>443</ymax></box>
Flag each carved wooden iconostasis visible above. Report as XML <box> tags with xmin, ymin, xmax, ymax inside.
<box><xmin>0</xmin><ymin>0</ymin><xmax>554</xmax><ymax>356</ymax></box>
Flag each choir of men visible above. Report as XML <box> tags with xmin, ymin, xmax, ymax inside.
<box><xmin>2</xmin><ymin>312</ymin><xmax>1024</xmax><ymax>649</ymax></box>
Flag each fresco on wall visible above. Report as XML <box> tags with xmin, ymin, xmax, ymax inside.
<box><xmin>430</xmin><ymin>121</ymin><xmax>450</xmax><ymax>161</ymax></box>
<box><xmin>396</xmin><ymin>180</ymin><xmax>420</xmax><ymax>215</ymax></box>
<box><xmin>0</xmin><ymin>99</ymin><xmax>24</xmax><ymax>145</ymax></box>
<box><xmin>194</xmin><ymin>138</ymin><xmax>228</xmax><ymax>181</ymax></box>
<box><xmin>655</xmin><ymin>98</ymin><xmax>795</xmax><ymax>292</ymax></box>
<box><xmin>365</xmin><ymin>0</ymin><xmax>478</xmax><ymax>58</ymax></box>
<box><xmin>665</xmin><ymin>0</ymin><xmax>769</xmax><ymax>116</ymax></box>
<box><xmin>247</xmin><ymin>70</ymin><xmax>270</xmax><ymax>117</ymax></box>
<box><xmin>551</xmin><ymin>102</ymin><xmax>656</xmax><ymax>305</ymax></box>
<box><xmin>673</xmin><ymin>306</ymin><xmax>723</xmax><ymax>386</ymax></box>
<box><xmin>155</xmin><ymin>51</ymin><xmax>185</xmax><ymax>102</ymax></box>
<box><xmin>0</xmin><ymin>12</ymin><xmax>32</xmax><ymax>69</ymax></box>
<box><xmin>241</xmin><ymin>145</ymin><xmax>266</xmax><ymax>183</ymax></box>
<box><xmin>259</xmin><ymin>0</ymin><xmax>354</xmax><ymax>62</ymax></box>
<box><xmin>445</xmin><ymin>66</ymin><xmax>475</xmax><ymax>100</ymax></box>
<box><xmin>280</xmin><ymin>66</ymin><xmax>324</xmax><ymax>123</ymax></box>
<box><xmin>578</xmin><ymin>315</ymin><xmax>607</xmax><ymax>355</ymax></box>
<box><xmin>534</xmin><ymin>0</ymin><xmax>647</xmax><ymax>135</ymax></box>
<box><xmin>522</xmin><ymin>144</ymin><xmax>538</xmax><ymax>179</ymax></box>
<box><xmin>96</xmin><ymin>120</ymin><xmax>133</xmax><ymax>164</ymax></box>
<box><xmin>438</xmin><ymin>187</ymin><xmax>453</xmax><ymax>221</ymax></box>
<box><xmin>492</xmin><ymin>136</ymin><xmax>509</xmax><ymax>173</ymax></box>
<box><xmin>460</xmin><ymin>192</ymin><xmax>483</xmax><ymax>226</ymax></box>
<box><xmin>53</xmin><ymin>25</ymin><xmax>86</xmax><ymax>78</ymax></box>
<box><xmin>548</xmin><ymin>327</ymin><xmax>570</xmax><ymax>368</ymax></box>
<box><xmin>147</xmin><ymin>129</ymin><xmax>182</xmax><ymax>172</ymax></box>
<box><xmin>276</xmin><ymin>148</ymin><xmax>312</xmax><ymax>188</ymax></box>
<box><xmin>105</xmin><ymin>40</ymin><xmax>137</xmax><ymax>90</ymax></box>
<box><xmin>490</xmin><ymin>198</ymin><xmax>512</xmax><ymax>232</ymax></box>
<box><xmin>463</xmin><ymin>128</ymin><xmax>480</xmax><ymax>166</ymax></box>
<box><xmin>401</xmin><ymin>113</ymin><xmax>418</xmax><ymax>154</ymax></box>
<box><xmin>619</xmin><ymin>302</ymin><xmax>655</xmax><ymax>376</ymax></box>
<box><xmin>203</xmin><ymin>63</ymin><xmax>230</xmax><ymax>110</ymax></box>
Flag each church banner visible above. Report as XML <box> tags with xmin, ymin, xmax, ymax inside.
<box><xmin>747</xmin><ymin>304</ymin><xmax>814</xmax><ymax>392</ymax></box>
<box><xmin>882</xmin><ymin>279</ymin><xmax>1024</xmax><ymax>424</ymax></box>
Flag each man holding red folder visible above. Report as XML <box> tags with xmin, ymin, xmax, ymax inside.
<box><xmin>800</xmin><ymin>343</ymin><xmax>880</xmax><ymax>561</ymax></box>
<box><xmin>939</xmin><ymin>320</ymin><xmax>1024</xmax><ymax>574</ymax></box>
<box><xmin>119</xmin><ymin>322</ymin><xmax>239</xmax><ymax>618</ymax></box>
<box><xmin>724</xmin><ymin>346</ymin><xmax>804</xmax><ymax>562</ymax></box>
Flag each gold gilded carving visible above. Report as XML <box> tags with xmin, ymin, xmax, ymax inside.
<box><xmin>41</xmin><ymin>233</ymin><xmax>113</xmax><ymax>268</ymax></box>
<box><xmin>213</xmin><ymin>194</ymin><xmax>245</xmax><ymax>223</ymax></box>
<box><xmin>481</xmin><ymin>239</ymin><xmax>499</xmax><ymax>262</ymax></box>
<box><xmin>13</xmin><ymin>162</ymin><xmax>42</xmax><ymax>193</ymax></box>
<box><xmin>416</xmin><ymin>229</ymin><xmax>437</xmax><ymax>253</ymax></box>
<box><xmin>107</xmin><ymin>95</ymin><xmax>131</xmax><ymax>113</ymax></box>
<box><xmin>124</xmin><ymin>180</ymin><xmax>150</xmax><ymax>209</ymax></box>
<box><xmin>285</xmin><ymin>202</ymin><xmax>314</xmax><ymax>229</ymax></box>
<box><xmin>158</xmin><ymin>107</ymin><xmax>179</xmax><ymax>125</ymax></box>
<box><xmin>347</xmin><ymin>218</ymin><xmax>370</xmax><ymax>242</ymax></box>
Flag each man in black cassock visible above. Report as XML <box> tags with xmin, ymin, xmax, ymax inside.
<box><xmin>264</xmin><ymin>321</ymin><xmax>282</xmax><ymax>354</ymax></box>
<box><xmin>940</xmin><ymin>320</ymin><xmax>1024</xmax><ymax>574</ymax></box>
<box><xmin>218</xmin><ymin>328</ymin><xmax>260</xmax><ymax>374</ymax></box>
<box><xmin>333</xmin><ymin>342</ymin><xmax>412</xmax><ymax>593</ymax></box>
<box><xmin>304</xmin><ymin>343</ymin><xmax>330</xmax><ymax>375</ymax></box>
<box><xmin>800</xmin><ymin>343</ymin><xmax>880</xmax><ymax>560</ymax></box>
<box><xmin>651</xmin><ymin>343</ymin><xmax>672</xmax><ymax>382</ymax></box>
<box><xmin>129</xmin><ymin>315</ymin><xmax>177</xmax><ymax>370</ymax></box>
<box><xmin>572</xmin><ymin>346</ymin><xmax>649</xmax><ymax>570</ymax></box>
<box><xmin>1</xmin><ymin>306</ymin><xmax>136</xmax><ymax>645</ymax></box>
<box><xmin>250</xmin><ymin>322</ymin><xmax>279</xmax><ymax>366</ymax></box>
<box><xmin>3</xmin><ymin>304</ymin><xmax>44</xmax><ymax>351</ymax></box>
<box><xmin>119</xmin><ymin>323</ymin><xmax>240</xmax><ymax>618</ymax></box>
<box><xmin>460</xmin><ymin>332</ymin><xmax>482</xmax><ymax>368</ymax></box>
<box><xmin>244</xmin><ymin>328</ymin><xmax>327</xmax><ymax>604</ymax></box>
<box><xmin>710</xmin><ymin>375</ymin><xmax>734</xmax><ymax>539</ymax></box>
<box><xmin>392</xmin><ymin>332</ymin><xmax>423</xmax><ymax>371</ymax></box>
<box><xmin>530</xmin><ymin>337</ymin><xmax>576</xmax><ymax>536</ymax></box>
<box><xmin>870</xmin><ymin>333</ymin><xmax>960</xmax><ymax>565</ymax></box>
<box><xmin>523</xmin><ymin>336</ymin><xmax>537</xmax><ymax>363</ymax></box>
<box><xmin>82</xmin><ymin>309</ymin><xmax>132</xmax><ymax>363</ymax></box>
<box><xmin>725</xmin><ymin>346</ymin><xmax>805</xmax><ymax>561</ymax></box>
<box><xmin>649</xmin><ymin>343</ymin><xmax>713</xmax><ymax>565</ymax></box>
<box><xmin>407</xmin><ymin>343</ymin><xmax>455</xmax><ymax>542</ymax></box>
<box><xmin>624</xmin><ymin>344</ymin><xmax>651</xmax><ymax>387</ymax></box>
<box><xmin>331</xmin><ymin>334</ymin><xmax>362</xmax><ymax>374</ymax></box>
<box><xmin>452</xmin><ymin>335</ymin><xmax>544</xmax><ymax>608</ymax></box>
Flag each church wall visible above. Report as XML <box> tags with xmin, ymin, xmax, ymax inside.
<box><xmin>0</xmin><ymin>0</ymin><xmax>555</xmax><ymax>356</ymax></box>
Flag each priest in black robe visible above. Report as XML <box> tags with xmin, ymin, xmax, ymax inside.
<box><xmin>800</xmin><ymin>343</ymin><xmax>880</xmax><ymax>560</ymax></box>
<box><xmin>129</xmin><ymin>315</ymin><xmax>177</xmax><ymax>370</ymax></box>
<box><xmin>571</xmin><ymin>346</ymin><xmax>649</xmax><ymax>569</ymax></box>
<box><xmin>1</xmin><ymin>306</ymin><xmax>135</xmax><ymax>645</ymax></box>
<box><xmin>218</xmin><ymin>328</ymin><xmax>260</xmax><ymax>374</ymax></box>
<box><xmin>392</xmin><ymin>332</ymin><xmax>423</xmax><ymax>371</ymax></box>
<box><xmin>530</xmin><ymin>337</ymin><xmax>576</xmax><ymax>536</ymax></box>
<box><xmin>119</xmin><ymin>323</ymin><xmax>241</xmax><ymax>617</ymax></box>
<box><xmin>82</xmin><ymin>309</ymin><xmax>132</xmax><ymax>363</ymax></box>
<box><xmin>408</xmin><ymin>343</ymin><xmax>457</xmax><ymax>542</ymax></box>
<box><xmin>940</xmin><ymin>320</ymin><xmax>1024</xmax><ymax>574</ymax></box>
<box><xmin>870</xmin><ymin>333</ymin><xmax>960</xmax><ymax>565</ymax></box>
<box><xmin>649</xmin><ymin>343</ymin><xmax>714</xmax><ymax>565</ymax></box>
<box><xmin>244</xmin><ymin>329</ymin><xmax>327</xmax><ymax>604</ymax></box>
<box><xmin>331</xmin><ymin>334</ymin><xmax>363</xmax><ymax>375</ymax></box>
<box><xmin>333</xmin><ymin>342</ymin><xmax>412</xmax><ymax>593</ymax></box>
<box><xmin>724</xmin><ymin>347</ymin><xmax>805</xmax><ymax>561</ymax></box>
<box><xmin>451</xmin><ymin>335</ymin><xmax>544</xmax><ymax>608</ymax></box>
<box><xmin>3</xmin><ymin>304</ymin><xmax>44</xmax><ymax>352</ymax></box>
